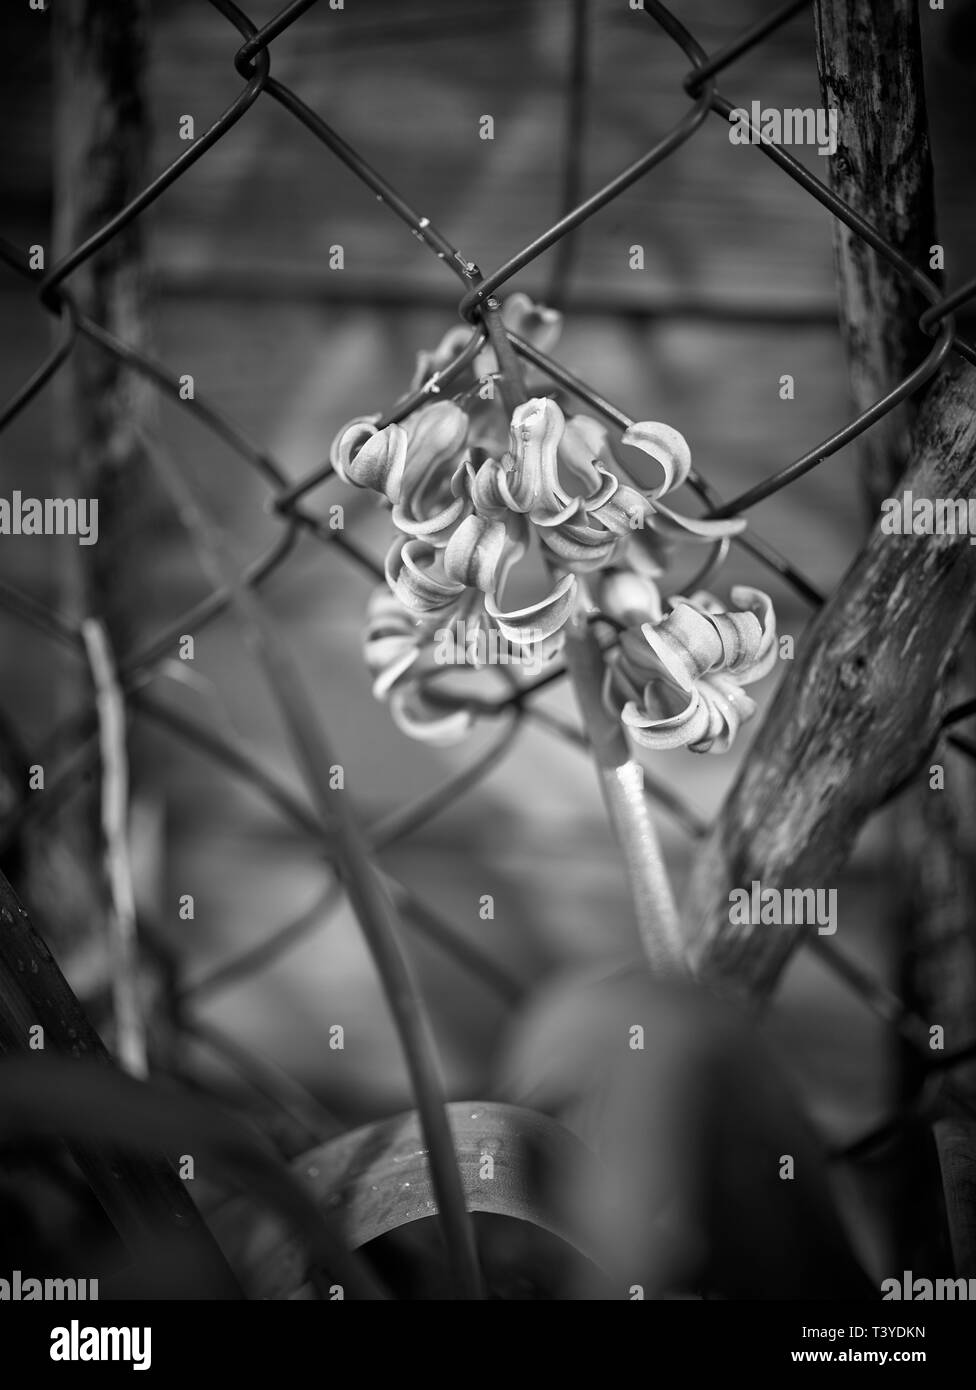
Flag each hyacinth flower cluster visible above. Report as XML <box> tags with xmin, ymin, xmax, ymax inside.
<box><xmin>330</xmin><ymin>296</ymin><xmax>778</xmax><ymax>752</ymax></box>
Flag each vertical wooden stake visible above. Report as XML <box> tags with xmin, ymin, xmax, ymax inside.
<box><xmin>23</xmin><ymin>0</ymin><xmax>242</xmax><ymax>1291</ymax></box>
<box><xmin>814</xmin><ymin>0</ymin><xmax>976</xmax><ymax>1264</ymax></box>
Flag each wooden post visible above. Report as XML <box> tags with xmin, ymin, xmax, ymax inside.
<box><xmin>45</xmin><ymin>3</ymin><xmax>156</xmax><ymax>989</ymax></box>
<box><xmin>934</xmin><ymin>1120</ymin><xmax>976</xmax><ymax>1279</ymax></box>
<box><xmin>52</xmin><ymin>0</ymin><xmax>154</xmax><ymax>647</ymax></box>
<box><xmin>812</xmin><ymin>0</ymin><xmax>976</xmax><ymax>1096</ymax></box>
<box><xmin>681</xmin><ymin>2</ymin><xmax>976</xmax><ymax>1268</ymax></box>
<box><xmin>813</xmin><ymin>0</ymin><xmax>938</xmax><ymax>508</ymax></box>
<box><xmin>813</xmin><ymin>0</ymin><xmax>976</xmax><ymax>1264</ymax></box>
<box><xmin>687</xmin><ymin>362</ymin><xmax>976</xmax><ymax>995</ymax></box>
<box><xmin>12</xmin><ymin>0</ymin><xmax>242</xmax><ymax>1290</ymax></box>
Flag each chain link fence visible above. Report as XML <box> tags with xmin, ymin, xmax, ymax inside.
<box><xmin>1</xmin><ymin>0</ymin><xmax>975</xmax><ymax>1296</ymax></box>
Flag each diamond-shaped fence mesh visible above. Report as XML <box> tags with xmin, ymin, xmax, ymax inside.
<box><xmin>1</xmin><ymin>0</ymin><xmax>975</xmax><ymax>1296</ymax></box>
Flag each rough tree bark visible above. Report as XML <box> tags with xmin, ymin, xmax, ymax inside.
<box><xmin>680</xmin><ymin>0</ymin><xmax>976</xmax><ymax>1273</ymax></box>
<box><xmin>934</xmin><ymin>1119</ymin><xmax>976</xmax><ymax>1279</ymax></box>
<box><xmin>813</xmin><ymin>0</ymin><xmax>976</xmax><ymax>1268</ymax></box>
<box><xmin>813</xmin><ymin>0</ymin><xmax>976</xmax><ymax>1054</ymax></box>
<box><xmin>813</xmin><ymin>0</ymin><xmax>937</xmax><ymax>506</ymax></box>
<box><xmin>44</xmin><ymin>1</ymin><xmax>160</xmax><ymax>1002</ymax></box>
<box><xmin>52</xmin><ymin>0</ymin><xmax>153</xmax><ymax>651</ymax></box>
<box><xmin>0</xmin><ymin>0</ymin><xmax>240</xmax><ymax>1291</ymax></box>
<box><xmin>687</xmin><ymin>361</ymin><xmax>976</xmax><ymax>993</ymax></box>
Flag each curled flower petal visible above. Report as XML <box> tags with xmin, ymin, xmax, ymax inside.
<box><xmin>400</xmin><ymin>401</ymin><xmax>470</xmax><ymax>498</ymax></box>
<box><xmin>391</xmin><ymin>492</ymin><xmax>468</xmax><ymax>544</ymax></box>
<box><xmin>622</xmin><ymin>682</ymin><xmax>711</xmax><ymax>751</ymax></box>
<box><xmin>368</xmin><ymin>642</ymin><xmax>420</xmax><ymax>699</ymax></box>
<box><xmin>612</xmin><ymin>623</ymin><xmax>666</xmax><ymax>682</ymax></box>
<box><xmin>620</xmin><ymin>671</ymin><xmax>757</xmax><ymax>754</ymax></box>
<box><xmin>528</xmin><ymin>492</ymin><xmax>582</xmax><ymax>529</ymax></box>
<box><xmin>557</xmin><ymin>414</ymin><xmax>611</xmax><ymax>492</ymax></box>
<box><xmin>697</xmin><ymin>673</ymin><xmax>757</xmax><ymax>752</ymax></box>
<box><xmin>363</xmin><ymin>588</ymin><xmax>423</xmax><ymax>699</ymax></box>
<box><xmin>605</xmin><ymin>582</ymin><xmax>776</xmax><ymax>754</ymax></box>
<box><xmin>645</xmin><ymin>499</ymin><xmax>747</xmax><ymax>540</ymax></box>
<box><xmin>392</xmin><ymin>460</ymin><xmax>471</xmax><ymax>546</ymax></box>
<box><xmin>389</xmin><ymin>683</ymin><xmax>475</xmax><ymax>746</ymax></box>
<box><xmin>334</xmin><ymin>422</ymin><xmax>407</xmax><ymax>502</ymax></box>
<box><xmin>538</xmin><ymin>520</ymin><xmax>622</xmax><ymax>571</ymax></box>
<box><xmin>641</xmin><ymin>605</ymin><xmax>728</xmax><ymax>684</ymax></box>
<box><xmin>620</xmin><ymin>421</ymin><xmax>693</xmax><ymax>496</ymax></box>
<box><xmin>443</xmin><ymin>514</ymin><xmax>517</xmax><ymax>593</ymax></box>
<box><xmin>727</xmin><ymin>586</ymin><xmax>778</xmax><ymax>684</ymax></box>
<box><xmin>557</xmin><ymin>417</ymin><xmax>745</xmax><ymax>542</ymax></box>
<box><xmin>578</xmin><ymin>466</ymin><xmax>621</xmax><ymax>515</ymax></box>
<box><xmin>409</xmin><ymin>324</ymin><xmax>475</xmax><ymax>394</ymax></box>
<box><xmin>385</xmin><ymin>537</ymin><xmax>465</xmax><ymax>617</ymax></box>
<box><xmin>430</xmin><ymin>602</ymin><xmax>492</xmax><ymax>670</ymax></box>
<box><xmin>667</xmin><ymin>586</ymin><xmax>777</xmax><ymax>682</ymax></box>
<box><xmin>471</xmin><ymin>456</ymin><xmax>511</xmax><ymax>521</ymax></box>
<box><xmin>503</xmin><ymin>397</ymin><xmax>568</xmax><ymax>513</ymax></box>
<box><xmin>692</xmin><ymin>608</ymin><xmax>760</xmax><ymax>672</ymax></box>
<box><xmin>330</xmin><ymin>415</ymin><xmax>380</xmax><ymax>473</ymax></box>
<box><xmin>486</xmin><ymin>571</ymin><xmax>577</xmax><ymax>646</ymax></box>
<box><xmin>585</xmin><ymin>478</ymin><xmax>649</xmax><ymax>535</ymax></box>
<box><xmin>502</xmin><ymin>292</ymin><xmax>563</xmax><ymax>356</ymax></box>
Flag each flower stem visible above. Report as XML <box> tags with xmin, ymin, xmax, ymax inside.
<box><xmin>481</xmin><ymin>298</ymin><xmax>528</xmax><ymax>417</ymax></box>
<box><xmin>562</xmin><ymin>618</ymin><xmax>687</xmax><ymax>976</ymax></box>
<box><xmin>490</xmin><ymin>345</ymin><xmax>685</xmax><ymax>974</ymax></box>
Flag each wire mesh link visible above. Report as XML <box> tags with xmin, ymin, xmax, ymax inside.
<box><xmin>2</xmin><ymin>0</ymin><xmax>975</xmax><ymax>1179</ymax></box>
